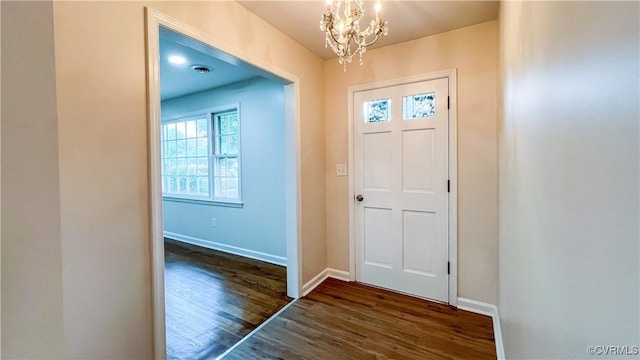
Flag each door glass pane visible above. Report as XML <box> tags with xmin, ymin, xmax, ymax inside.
<box><xmin>364</xmin><ymin>99</ymin><xmax>391</xmax><ymax>123</ymax></box>
<box><xmin>403</xmin><ymin>92</ymin><xmax>436</xmax><ymax>119</ymax></box>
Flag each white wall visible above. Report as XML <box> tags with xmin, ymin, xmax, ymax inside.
<box><xmin>162</xmin><ymin>77</ymin><xmax>287</xmax><ymax>262</ymax></box>
<box><xmin>498</xmin><ymin>1</ymin><xmax>640</xmax><ymax>358</ymax></box>
<box><xmin>1</xmin><ymin>1</ymin><xmax>64</xmax><ymax>357</ymax></box>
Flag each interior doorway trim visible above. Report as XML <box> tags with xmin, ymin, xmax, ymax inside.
<box><xmin>145</xmin><ymin>8</ymin><xmax>303</xmax><ymax>358</ymax></box>
<box><xmin>347</xmin><ymin>70</ymin><xmax>458</xmax><ymax>306</ymax></box>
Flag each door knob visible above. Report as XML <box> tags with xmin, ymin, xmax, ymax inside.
<box><xmin>355</xmin><ymin>194</ymin><xmax>364</xmax><ymax>202</ymax></box>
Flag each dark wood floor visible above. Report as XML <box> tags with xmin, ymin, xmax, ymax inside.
<box><xmin>225</xmin><ymin>278</ymin><xmax>496</xmax><ymax>360</ymax></box>
<box><xmin>164</xmin><ymin>239</ymin><xmax>291</xmax><ymax>360</ymax></box>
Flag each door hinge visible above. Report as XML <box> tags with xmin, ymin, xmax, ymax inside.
<box><xmin>447</xmin><ymin>180</ymin><xmax>450</xmax><ymax>193</ymax></box>
<box><xmin>447</xmin><ymin>96</ymin><xmax>450</xmax><ymax>110</ymax></box>
<box><xmin>447</xmin><ymin>261</ymin><xmax>450</xmax><ymax>275</ymax></box>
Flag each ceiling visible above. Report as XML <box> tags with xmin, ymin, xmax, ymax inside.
<box><xmin>160</xmin><ymin>1</ymin><xmax>499</xmax><ymax>100</ymax></box>
<box><xmin>160</xmin><ymin>27</ymin><xmax>265</xmax><ymax>100</ymax></box>
<box><xmin>238</xmin><ymin>0</ymin><xmax>500</xmax><ymax>60</ymax></box>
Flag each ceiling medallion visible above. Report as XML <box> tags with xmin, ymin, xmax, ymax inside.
<box><xmin>320</xmin><ymin>0</ymin><xmax>389</xmax><ymax>71</ymax></box>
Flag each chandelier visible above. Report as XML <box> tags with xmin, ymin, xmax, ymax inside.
<box><xmin>320</xmin><ymin>0</ymin><xmax>389</xmax><ymax>70</ymax></box>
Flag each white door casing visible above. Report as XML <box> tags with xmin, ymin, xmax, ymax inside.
<box><xmin>145</xmin><ymin>8</ymin><xmax>303</xmax><ymax>358</ymax></box>
<box><xmin>353</xmin><ymin>77</ymin><xmax>450</xmax><ymax>302</ymax></box>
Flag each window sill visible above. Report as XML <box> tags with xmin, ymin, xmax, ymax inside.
<box><xmin>162</xmin><ymin>196</ymin><xmax>244</xmax><ymax>208</ymax></box>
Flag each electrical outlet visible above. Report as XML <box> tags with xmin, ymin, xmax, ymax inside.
<box><xmin>336</xmin><ymin>164</ymin><xmax>348</xmax><ymax>176</ymax></box>
<box><xmin>211</xmin><ymin>218</ymin><xmax>217</xmax><ymax>227</ymax></box>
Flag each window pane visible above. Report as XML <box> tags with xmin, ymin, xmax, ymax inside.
<box><xmin>229</xmin><ymin>135</ymin><xmax>239</xmax><ymax>154</ymax></box>
<box><xmin>167</xmin><ymin>141</ymin><xmax>177</xmax><ymax>158</ymax></box>
<box><xmin>177</xmin><ymin>159</ymin><xmax>187</xmax><ymax>176</ymax></box>
<box><xmin>167</xmin><ymin>123</ymin><xmax>176</xmax><ymax>140</ymax></box>
<box><xmin>198</xmin><ymin>158</ymin><xmax>208</xmax><ymax>175</ymax></box>
<box><xmin>164</xmin><ymin>159</ymin><xmax>178</xmax><ymax>175</ymax></box>
<box><xmin>403</xmin><ymin>92</ymin><xmax>435</xmax><ymax>119</ymax></box>
<box><xmin>228</xmin><ymin>115</ymin><xmax>238</xmax><ymax>134</ymax></box>
<box><xmin>198</xmin><ymin>177</ymin><xmax>209</xmax><ymax>195</ymax></box>
<box><xmin>186</xmin><ymin>120</ymin><xmax>197</xmax><ymax>138</ymax></box>
<box><xmin>176</xmin><ymin>140</ymin><xmax>186</xmax><ymax>157</ymax></box>
<box><xmin>228</xmin><ymin>157</ymin><xmax>238</xmax><ymax>177</ymax></box>
<box><xmin>186</xmin><ymin>139</ymin><xmax>197</xmax><ymax>157</ymax></box>
<box><xmin>168</xmin><ymin>176</ymin><xmax>178</xmax><ymax>193</ymax></box>
<box><xmin>161</xmin><ymin>176</ymin><xmax>167</xmax><ymax>193</ymax></box>
<box><xmin>187</xmin><ymin>158</ymin><xmax>197</xmax><ymax>175</ymax></box>
<box><xmin>214</xmin><ymin>177</ymin><xmax>224</xmax><ymax>198</ymax></box>
<box><xmin>197</xmin><ymin>118</ymin><xmax>207</xmax><ymax>137</ymax></box>
<box><xmin>364</xmin><ymin>99</ymin><xmax>391</xmax><ymax>123</ymax></box>
<box><xmin>220</xmin><ymin>135</ymin><xmax>230</xmax><ymax>154</ymax></box>
<box><xmin>178</xmin><ymin>176</ymin><xmax>187</xmax><ymax>193</ymax></box>
<box><xmin>176</xmin><ymin>122</ymin><xmax>186</xmax><ymax>139</ymax></box>
<box><xmin>188</xmin><ymin>176</ymin><xmax>198</xmax><ymax>193</ymax></box>
<box><xmin>219</xmin><ymin>115</ymin><xmax>229</xmax><ymax>134</ymax></box>
<box><xmin>217</xmin><ymin>158</ymin><xmax>227</xmax><ymax>177</ymax></box>
<box><xmin>197</xmin><ymin>138</ymin><xmax>208</xmax><ymax>156</ymax></box>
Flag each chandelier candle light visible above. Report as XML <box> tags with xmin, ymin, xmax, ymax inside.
<box><xmin>320</xmin><ymin>0</ymin><xmax>389</xmax><ymax>71</ymax></box>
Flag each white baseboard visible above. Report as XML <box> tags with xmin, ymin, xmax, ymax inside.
<box><xmin>327</xmin><ymin>268</ymin><xmax>350</xmax><ymax>281</ymax></box>
<box><xmin>458</xmin><ymin>298</ymin><xmax>505</xmax><ymax>360</ymax></box>
<box><xmin>164</xmin><ymin>231</ymin><xmax>287</xmax><ymax>267</ymax></box>
<box><xmin>301</xmin><ymin>269</ymin><xmax>329</xmax><ymax>296</ymax></box>
<box><xmin>301</xmin><ymin>268</ymin><xmax>351</xmax><ymax>296</ymax></box>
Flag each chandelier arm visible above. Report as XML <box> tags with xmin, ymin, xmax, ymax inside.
<box><xmin>355</xmin><ymin>32</ymin><xmax>382</xmax><ymax>48</ymax></box>
<box><xmin>327</xmin><ymin>28</ymin><xmax>349</xmax><ymax>47</ymax></box>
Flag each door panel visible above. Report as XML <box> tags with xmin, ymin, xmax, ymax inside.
<box><xmin>363</xmin><ymin>207</ymin><xmax>393</xmax><ymax>268</ymax></box>
<box><xmin>354</xmin><ymin>78</ymin><xmax>449</xmax><ymax>302</ymax></box>
<box><xmin>363</xmin><ymin>132</ymin><xmax>392</xmax><ymax>190</ymax></box>
<box><xmin>402</xmin><ymin>129</ymin><xmax>435</xmax><ymax>192</ymax></box>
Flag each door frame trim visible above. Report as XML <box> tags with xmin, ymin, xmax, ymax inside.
<box><xmin>145</xmin><ymin>8</ymin><xmax>303</xmax><ymax>358</ymax></box>
<box><xmin>347</xmin><ymin>70</ymin><xmax>458</xmax><ymax>306</ymax></box>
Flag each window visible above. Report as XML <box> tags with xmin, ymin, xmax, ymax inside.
<box><xmin>403</xmin><ymin>92</ymin><xmax>436</xmax><ymax>119</ymax></box>
<box><xmin>213</xmin><ymin>111</ymin><xmax>240</xmax><ymax>199</ymax></box>
<box><xmin>161</xmin><ymin>107</ymin><xmax>241</xmax><ymax>203</ymax></box>
<box><xmin>364</xmin><ymin>98</ymin><xmax>392</xmax><ymax>123</ymax></box>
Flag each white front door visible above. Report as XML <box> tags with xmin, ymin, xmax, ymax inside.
<box><xmin>354</xmin><ymin>78</ymin><xmax>449</xmax><ymax>302</ymax></box>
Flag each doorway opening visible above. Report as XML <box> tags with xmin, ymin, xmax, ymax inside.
<box><xmin>146</xmin><ymin>8</ymin><xmax>302</xmax><ymax>358</ymax></box>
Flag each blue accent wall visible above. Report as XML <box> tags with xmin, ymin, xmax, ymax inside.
<box><xmin>162</xmin><ymin>77</ymin><xmax>286</xmax><ymax>262</ymax></box>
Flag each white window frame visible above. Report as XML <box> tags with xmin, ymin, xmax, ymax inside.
<box><xmin>161</xmin><ymin>104</ymin><xmax>242</xmax><ymax>206</ymax></box>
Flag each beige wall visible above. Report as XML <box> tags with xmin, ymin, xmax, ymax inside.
<box><xmin>0</xmin><ymin>1</ymin><xmax>326</xmax><ymax>358</ymax></box>
<box><xmin>1</xmin><ymin>1</ymin><xmax>64</xmax><ymax>358</ymax></box>
<box><xmin>498</xmin><ymin>1</ymin><xmax>639</xmax><ymax>358</ymax></box>
<box><xmin>325</xmin><ymin>21</ymin><xmax>499</xmax><ymax>304</ymax></box>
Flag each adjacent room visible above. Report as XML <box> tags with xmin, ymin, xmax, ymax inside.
<box><xmin>158</xmin><ymin>27</ymin><xmax>292</xmax><ymax>358</ymax></box>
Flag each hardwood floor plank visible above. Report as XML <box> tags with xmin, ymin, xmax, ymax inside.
<box><xmin>225</xmin><ymin>278</ymin><xmax>496</xmax><ymax>359</ymax></box>
<box><xmin>164</xmin><ymin>238</ymin><xmax>290</xmax><ymax>360</ymax></box>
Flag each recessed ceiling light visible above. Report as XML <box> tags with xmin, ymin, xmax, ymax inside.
<box><xmin>168</xmin><ymin>55</ymin><xmax>186</xmax><ymax>65</ymax></box>
<box><xmin>190</xmin><ymin>64</ymin><xmax>213</xmax><ymax>74</ymax></box>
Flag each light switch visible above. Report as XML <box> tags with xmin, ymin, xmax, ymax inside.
<box><xmin>336</xmin><ymin>164</ymin><xmax>348</xmax><ymax>176</ymax></box>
